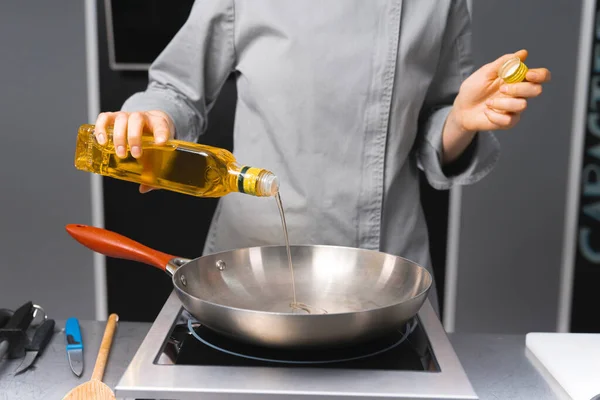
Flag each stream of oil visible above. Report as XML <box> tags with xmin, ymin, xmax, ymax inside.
<box><xmin>275</xmin><ymin>193</ymin><xmax>298</xmax><ymax>310</ymax></box>
<box><xmin>275</xmin><ymin>193</ymin><xmax>328</xmax><ymax>315</ymax></box>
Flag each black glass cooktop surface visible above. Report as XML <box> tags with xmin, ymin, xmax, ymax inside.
<box><xmin>155</xmin><ymin>311</ymin><xmax>440</xmax><ymax>372</ymax></box>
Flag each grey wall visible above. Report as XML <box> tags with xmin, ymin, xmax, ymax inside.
<box><xmin>453</xmin><ymin>0</ymin><xmax>581</xmax><ymax>333</ymax></box>
<box><xmin>0</xmin><ymin>1</ymin><xmax>95</xmax><ymax>318</ymax></box>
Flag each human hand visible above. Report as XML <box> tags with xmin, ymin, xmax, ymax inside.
<box><xmin>450</xmin><ymin>49</ymin><xmax>551</xmax><ymax>133</ymax></box>
<box><xmin>94</xmin><ymin>110</ymin><xmax>175</xmax><ymax>193</ymax></box>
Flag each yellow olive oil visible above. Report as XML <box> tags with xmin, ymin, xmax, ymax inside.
<box><xmin>74</xmin><ymin>124</ymin><xmax>279</xmax><ymax>197</ymax></box>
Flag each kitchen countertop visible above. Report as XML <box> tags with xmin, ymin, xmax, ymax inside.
<box><xmin>0</xmin><ymin>320</ymin><xmax>151</xmax><ymax>400</ymax></box>
<box><xmin>0</xmin><ymin>320</ymin><xmax>562</xmax><ymax>400</ymax></box>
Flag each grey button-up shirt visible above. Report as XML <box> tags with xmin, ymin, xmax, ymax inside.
<box><xmin>122</xmin><ymin>0</ymin><xmax>500</xmax><ymax>312</ymax></box>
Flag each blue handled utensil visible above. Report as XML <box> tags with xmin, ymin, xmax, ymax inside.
<box><xmin>65</xmin><ymin>317</ymin><xmax>83</xmax><ymax>377</ymax></box>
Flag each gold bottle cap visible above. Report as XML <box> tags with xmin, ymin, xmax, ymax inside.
<box><xmin>498</xmin><ymin>56</ymin><xmax>528</xmax><ymax>83</ymax></box>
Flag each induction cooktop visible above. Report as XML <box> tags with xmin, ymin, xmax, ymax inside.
<box><xmin>115</xmin><ymin>292</ymin><xmax>478</xmax><ymax>399</ymax></box>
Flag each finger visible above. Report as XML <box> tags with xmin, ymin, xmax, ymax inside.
<box><xmin>486</xmin><ymin>97</ymin><xmax>527</xmax><ymax>113</ymax></box>
<box><xmin>147</xmin><ymin>113</ymin><xmax>172</xmax><ymax>144</ymax></box>
<box><xmin>113</xmin><ymin>112</ymin><xmax>129</xmax><ymax>158</ymax></box>
<box><xmin>127</xmin><ymin>112</ymin><xmax>146</xmax><ymax>158</ymax></box>
<box><xmin>500</xmin><ymin>82</ymin><xmax>542</xmax><ymax>98</ymax></box>
<box><xmin>525</xmin><ymin>68</ymin><xmax>551</xmax><ymax>83</ymax></box>
<box><xmin>484</xmin><ymin>49</ymin><xmax>528</xmax><ymax>79</ymax></box>
<box><xmin>94</xmin><ymin>112</ymin><xmax>116</xmax><ymax>145</ymax></box>
<box><xmin>139</xmin><ymin>184</ymin><xmax>159</xmax><ymax>193</ymax></box>
<box><xmin>484</xmin><ymin>108</ymin><xmax>521</xmax><ymax>129</ymax></box>
<box><xmin>515</xmin><ymin>49</ymin><xmax>528</xmax><ymax>62</ymax></box>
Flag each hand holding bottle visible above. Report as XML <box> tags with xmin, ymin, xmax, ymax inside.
<box><xmin>93</xmin><ymin>110</ymin><xmax>175</xmax><ymax>193</ymax></box>
<box><xmin>94</xmin><ymin>110</ymin><xmax>175</xmax><ymax>159</ymax></box>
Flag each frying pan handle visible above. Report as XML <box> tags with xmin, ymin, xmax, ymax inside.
<box><xmin>65</xmin><ymin>224</ymin><xmax>174</xmax><ymax>273</ymax></box>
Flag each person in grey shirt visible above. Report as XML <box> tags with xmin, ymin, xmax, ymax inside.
<box><xmin>93</xmin><ymin>0</ymin><xmax>550</xmax><ymax>313</ymax></box>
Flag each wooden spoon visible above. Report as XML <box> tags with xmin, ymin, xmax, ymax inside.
<box><xmin>62</xmin><ymin>314</ymin><xmax>119</xmax><ymax>400</ymax></box>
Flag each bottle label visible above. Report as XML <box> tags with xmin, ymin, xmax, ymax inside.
<box><xmin>238</xmin><ymin>166</ymin><xmax>261</xmax><ymax>195</ymax></box>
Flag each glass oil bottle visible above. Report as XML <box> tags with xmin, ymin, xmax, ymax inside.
<box><xmin>74</xmin><ymin>124</ymin><xmax>279</xmax><ymax>197</ymax></box>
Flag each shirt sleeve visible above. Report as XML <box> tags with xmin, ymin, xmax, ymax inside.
<box><xmin>120</xmin><ymin>0</ymin><xmax>236</xmax><ymax>143</ymax></box>
<box><xmin>415</xmin><ymin>0</ymin><xmax>500</xmax><ymax>191</ymax></box>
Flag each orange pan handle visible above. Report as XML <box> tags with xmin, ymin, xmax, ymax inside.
<box><xmin>65</xmin><ymin>224</ymin><xmax>174</xmax><ymax>272</ymax></box>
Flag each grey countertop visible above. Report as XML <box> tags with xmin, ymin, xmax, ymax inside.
<box><xmin>0</xmin><ymin>320</ymin><xmax>151</xmax><ymax>400</ymax></box>
<box><xmin>0</xmin><ymin>320</ymin><xmax>563</xmax><ymax>400</ymax></box>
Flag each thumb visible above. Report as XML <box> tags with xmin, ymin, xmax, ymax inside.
<box><xmin>483</xmin><ymin>49</ymin><xmax>528</xmax><ymax>79</ymax></box>
<box><xmin>139</xmin><ymin>184</ymin><xmax>158</xmax><ymax>194</ymax></box>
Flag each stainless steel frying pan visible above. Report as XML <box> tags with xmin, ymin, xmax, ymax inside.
<box><xmin>65</xmin><ymin>224</ymin><xmax>432</xmax><ymax>349</ymax></box>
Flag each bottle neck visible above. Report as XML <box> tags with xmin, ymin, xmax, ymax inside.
<box><xmin>228</xmin><ymin>164</ymin><xmax>279</xmax><ymax>197</ymax></box>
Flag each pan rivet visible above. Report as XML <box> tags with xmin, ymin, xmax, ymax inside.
<box><xmin>216</xmin><ymin>260</ymin><xmax>226</xmax><ymax>270</ymax></box>
<box><xmin>180</xmin><ymin>275</ymin><xmax>187</xmax><ymax>286</ymax></box>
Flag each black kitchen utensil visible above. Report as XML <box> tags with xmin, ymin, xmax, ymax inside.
<box><xmin>15</xmin><ymin>318</ymin><xmax>56</xmax><ymax>374</ymax></box>
<box><xmin>0</xmin><ymin>309</ymin><xmax>13</xmax><ymax>329</ymax></box>
<box><xmin>0</xmin><ymin>301</ymin><xmax>34</xmax><ymax>360</ymax></box>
